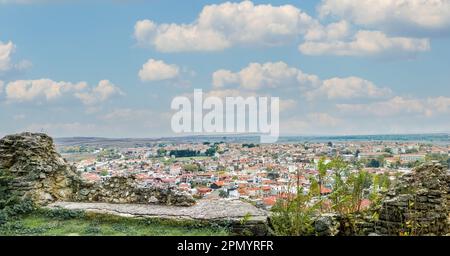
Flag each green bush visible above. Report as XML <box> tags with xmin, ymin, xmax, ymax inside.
<box><xmin>39</xmin><ymin>208</ymin><xmax>86</xmax><ymax>220</ymax></box>
<box><xmin>84</xmin><ymin>225</ymin><xmax>101</xmax><ymax>234</ymax></box>
<box><xmin>0</xmin><ymin>169</ymin><xmax>35</xmax><ymax>224</ymax></box>
<box><xmin>270</xmin><ymin>188</ymin><xmax>316</xmax><ymax>236</ymax></box>
<box><xmin>0</xmin><ymin>221</ymin><xmax>48</xmax><ymax>235</ymax></box>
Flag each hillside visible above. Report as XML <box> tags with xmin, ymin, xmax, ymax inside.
<box><xmin>1</xmin><ymin>132</ymin><xmax>449</xmax><ymax>236</ymax></box>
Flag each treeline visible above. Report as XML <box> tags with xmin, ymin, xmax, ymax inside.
<box><xmin>169</xmin><ymin>149</ymin><xmax>200</xmax><ymax>158</ymax></box>
<box><xmin>159</xmin><ymin>145</ymin><xmax>218</xmax><ymax>158</ymax></box>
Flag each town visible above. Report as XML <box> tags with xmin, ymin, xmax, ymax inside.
<box><xmin>59</xmin><ymin>139</ymin><xmax>450</xmax><ymax>211</ymax></box>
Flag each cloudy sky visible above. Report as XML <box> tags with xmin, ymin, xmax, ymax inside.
<box><xmin>0</xmin><ymin>0</ymin><xmax>449</xmax><ymax>138</ymax></box>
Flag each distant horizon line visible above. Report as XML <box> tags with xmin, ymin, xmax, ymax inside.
<box><xmin>53</xmin><ymin>132</ymin><xmax>450</xmax><ymax>140</ymax></box>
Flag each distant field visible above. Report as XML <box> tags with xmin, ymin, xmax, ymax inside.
<box><xmin>0</xmin><ymin>210</ymin><xmax>229</xmax><ymax>236</ymax></box>
<box><xmin>55</xmin><ymin>133</ymin><xmax>450</xmax><ymax>148</ymax></box>
<box><xmin>175</xmin><ymin>156</ymin><xmax>210</xmax><ymax>161</ymax></box>
<box><xmin>60</xmin><ymin>153</ymin><xmax>96</xmax><ymax>163</ymax></box>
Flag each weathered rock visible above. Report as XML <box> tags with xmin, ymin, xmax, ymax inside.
<box><xmin>374</xmin><ymin>162</ymin><xmax>449</xmax><ymax>236</ymax></box>
<box><xmin>0</xmin><ymin>132</ymin><xmax>81</xmax><ymax>205</ymax></box>
<box><xmin>314</xmin><ymin>213</ymin><xmax>340</xmax><ymax>236</ymax></box>
<box><xmin>301</xmin><ymin>162</ymin><xmax>449</xmax><ymax>236</ymax></box>
<box><xmin>74</xmin><ymin>175</ymin><xmax>195</xmax><ymax>206</ymax></box>
<box><xmin>0</xmin><ymin>132</ymin><xmax>195</xmax><ymax>207</ymax></box>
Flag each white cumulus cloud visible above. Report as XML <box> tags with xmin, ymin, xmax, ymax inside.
<box><xmin>74</xmin><ymin>80</ymin><xmax>124</xmax><ymax>105</ymax></box>
<box><xmin>299</xmin><ymin>30</ymin><xmax>430</xmax><ymax>56</ymax></box>
<box><xmin>212</xmin><ymin>70</ymin><xmax>239</xmax><ymax>88</ymax></box>
<box><xmin>318</xmin><ymin>0</ymin><xmax>450</xmax><ymax>36</ymax></box>
<box><xmin>0</xmin><ymin>40</ymin><xmax>32</xmax><ymax>73</ymax></box>
<box><xmin>212</xmin><ymin>61</ymin><xmax>390</xmax><ymax>100</ymax></box>
<box><xmin>306</xmin><ymin>76</ymin><xmax>392</xmax><ymax>100</ymax></box>
<box><xmin>429</xmin><ymin>96</ymin><xmax>450</xmax><ymax>112</ymax></box>
<box><xmin>304</xmin><ymin>20</ymin><xmax>351</xmax><ymax>41</ymax></box>
<box><xmin>134</xmin><ymin>1</ymin><xmax>314</xmax><ymax>52</ymax></box>
<box><xmin>138</xmin><ymin>59</ymin><xmax>180</xmax><ymax>82</ymax></box>
<box><xmin>212</xmin><ymin>61</ymin><xmax>320</xmax><ymax>90</ymax></box>
<box><xmin>0</xmin><ymin>41</ymin><xmax>15</xmax><ymax>71</ymax></box>
<box><xmin>5</xmin><ymin>79</ymin><xmax>123</xmax><ymax>105</ymax></box>
<box><xmin>336</xmin><ymin>96</ymin><xmax>450</xmax><ymax>117</ymax></box>
<box><xmin>6</xmin><ymin>79</ymin><xmax>87</xmax><ymax>102</ymax></box>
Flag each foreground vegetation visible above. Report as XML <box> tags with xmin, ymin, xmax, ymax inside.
<box><xmin>1</xmin><ymin>166</ymin><xmax>229</xmax><ymax>236</ymax></box>
<box><xmin>270</xmin><ymin>157</ymin><xmax>391</xmax><ymax>236</ymax></box>
<box><xmin>0</xmin><ymin>208</ymin><xmax>230</xmax><ymax>236</ymax></box>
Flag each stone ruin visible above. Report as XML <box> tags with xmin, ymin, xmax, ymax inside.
<box><xmin>313</xmin><ymin>162</ymin><xmax>450</xmax><ymax>236</ymax></box>
<box><xmin>0</xmin><ymin>132</ymin><xmax>81</xmax><ymax>204</ymax></box>
<box><xmin>0</xmin><ymin>132</ymin><xmax>195</xmax><ymax>207</ymax></box>
<box><xmin>75</xmin><ymin>176</ymin><xmax>195</xmax><ymax>206</ymax></box>
<box><xmin>374</xmin><ymin>162</ymin><xmax>449</xmax><ymax>235</ymax></box>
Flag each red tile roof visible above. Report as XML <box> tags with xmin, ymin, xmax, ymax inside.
<box><xmin>215</xmin><ymin>181</ymin><xmax>225</xmax><ymax>186</ymax></box>
<box><xmin>263</xmin><ymin>196</ymin><xmax>277</xmax><ymax>206</ymax></box>
<box><xmin>197</xmin><ymin>187</ymin><xmax>212</xmax><ymax>194</ymax></box>
<box><xmin>359</xmin><ymin>199</ymin><xmax>372</xmax><ymax>210</ymax></box>
<box><xmin>320</xmin><ymin>186</ymin><xmax>332</xmax><ymax>194</ymax></box>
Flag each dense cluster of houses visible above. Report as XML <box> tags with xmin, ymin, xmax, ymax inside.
<box><xmin>70</xmin><ymin>141</ymin><xmax>449</xmax><ymax>210</ymax></box>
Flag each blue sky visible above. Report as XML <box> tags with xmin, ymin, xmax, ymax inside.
<box><xmin>0</xmin><ymin>0</ymin><xmax>449</xmax><ymax>138</ymax></box>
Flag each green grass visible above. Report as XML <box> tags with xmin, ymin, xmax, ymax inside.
<box><xmin>0</xmin><ymin>209</ymin><xmax>230</xmax><ymax>236</ymax></box>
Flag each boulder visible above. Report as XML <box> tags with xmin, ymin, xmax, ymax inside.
<box><xmin>0</xmin><ymin>132</ymin><xmax>81</xmax><ymax>205</ymax></box>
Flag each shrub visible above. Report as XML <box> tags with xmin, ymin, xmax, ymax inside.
<box><xmin>270</xmin><ymin>188</ymin><xmax>316</xmax><ymax>236</ymax></box>
<box><xmin>0</xmin><ymin>169</ymin><xmax>35</xmax><ymax>224</ymax></box>
<box><xmin>84</xmin><ymin>225</ymin><xmax>101</xmax><ymax>234</ymax></box>
<box><xmin>40</xmin><ymin>208</ymin><xmax>86</xmax><ymax>220</ymax></box>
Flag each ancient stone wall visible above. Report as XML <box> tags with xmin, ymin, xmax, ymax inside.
<box><xmin>374</xmin><ymin>162</ymin><xmax>449</xmax><ymax>235</ymax></box>
<box><xmin>310</xmin><ymin>162</ymin><xmax>450</xmax><ymax>236</ymax></box>
<box><xmin>0</xmin><ymin>132</ymin><xmax>81</xmax><ymax>205</ymax></box>
<box><xmin>75</xmin><ymin>176</ymin><xmax>195</xmax><ymax>206</ymax></box>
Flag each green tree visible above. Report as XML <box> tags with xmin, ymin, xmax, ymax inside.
<box><xmin>328</xmin><ymin>157</ymin><xmax>352</xmax><ymax>214</ymax></box>
<box><xmin>326</xmin><ymin>157</ymin><xmax>381</xmax><ymax>214</ymax></box>
<box><xmin>0</xmin><ymin>169</ymin><xmax>34</xmax><ymax>224</ymax></box>
<box><xmin>348</xmin><ymin>170</ymin><xmax>371</xmax><ymax>212</ymax></box>
<box><xmin>367</xmin><ymin>159</ymin><xmax>381</xmax><ymax>168</ymax></box>
<box><xmin>267</xmin><ymin>171</ymin><xmax>279</xmax><ymax>180</ymax></box>
<box><xmin>218</xmin><ymin>190</ymin><xmax>228</xmax><ymax>198</ymax></box>
<box><xmin>205</xmin><ymin>146</ymin><xmax>217</xmax><ymax>156</ymax></box>
<box><xmin>157</xmin><ymin>148</ymin><xmax>167</xmax><ymax>156</ymax></box>
<box><xmin>270</xmin><ymin>187</ymin><xmax>317</xmax><ymax>236</ymax></box>
<box><xmin>369</xmin><ymin>172</ymin><xmax>390</xmax><ymax>208</ymax></box>
<box><xmin>183</xmin><ymin>164</ymin><xmax>199</xmax><ymax>173</ymax></box>
<box><xmin>317</xmin><ymin>157</ymin><xmax>328</xmax><ymax>207</ymax></box>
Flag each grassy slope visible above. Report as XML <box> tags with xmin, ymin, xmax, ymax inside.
<box><xmin>0</xmin><ymin>210</ymin><xmax>230</xmax><ymax>236</ymax></box>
